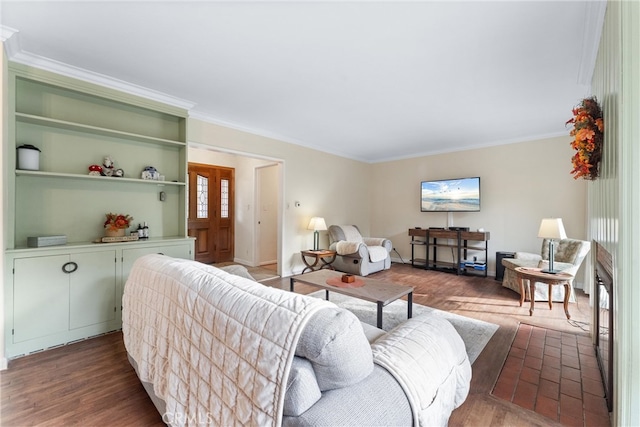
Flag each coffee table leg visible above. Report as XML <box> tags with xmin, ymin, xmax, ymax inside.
<box><xmin>548</xmin><ymin>284</ymin><xmax>553</xmax><ymax>310</ymax></box>
<box><xmin>377</xmin><ymin>302</ymin><xmax>383</xmax><ymax>329</ymax></box>
<box><xmin>519</xmin><ymin>278</ymin><xmax>525</xmax><ymax>307</ymax></box>
<box><xmin>408</xmin><ymin>292</ymin><xmax>413</xmax><ymax>319</ymax></box>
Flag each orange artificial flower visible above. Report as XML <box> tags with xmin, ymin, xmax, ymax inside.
<box><xmin>567</xmin><ymin>97</ymin><xmax>604</xmax><ymax>180</ymax></box>
<box><xmin>104</xmin><ymin>213</ymin><xmax>133</xmax><ymax>230</ymax></box>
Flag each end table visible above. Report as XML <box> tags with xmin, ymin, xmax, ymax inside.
<box><xmin>514</xmin><ymin>266</ymin><xmax>574</xmax><ymax>319</ymax></box>
<box><xmin>301</xmin><ymin>249</ymin><xmax>337</xmax><ymax>273</ymax></box>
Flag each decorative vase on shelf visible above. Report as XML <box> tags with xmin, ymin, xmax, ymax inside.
<box><xmin>105</xmin><ymin>227</ymin><xmax>125</xmax><ymax>238</ymax></box>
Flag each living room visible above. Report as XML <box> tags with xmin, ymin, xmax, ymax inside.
<box><xmin>2</xmin><ymin>1</ymin><xmax>640</xmax><ymax>426</ymax></box>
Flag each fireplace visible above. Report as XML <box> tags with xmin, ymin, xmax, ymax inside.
<box><xmin>594</xmin><ymin>241</ymin><xmax>613</xmax><ymax>412</ymax></box>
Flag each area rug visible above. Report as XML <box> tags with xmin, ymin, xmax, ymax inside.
<box><xmin>212</xmin><ymin>262</ymin><xmax>280</xmax><ymax>282</ymax></box>
<box><xmin>307</xmin><ymin>291</ymin><xmax>498</xmax><ymax>364</ymax></box>
<box><xmin>246</xmin><ymin>266</ymin><xmax>280</xmax><ymax>282</ymax></box>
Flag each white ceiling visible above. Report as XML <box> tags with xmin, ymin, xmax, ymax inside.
<box><xmin>1</xmin><ymin>1</ymin><xmax>606</xmax><ymax>163</ymax></box>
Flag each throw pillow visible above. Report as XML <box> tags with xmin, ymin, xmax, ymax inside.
<box><xmin>295</xmin><ymin>307</ymin><xmax>373</xmax><ymax>391</ymax></box>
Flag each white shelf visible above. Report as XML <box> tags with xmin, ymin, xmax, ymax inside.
<box><xmin>16</xmin><ymin>112</ymin><xmax>186</xmax><ymax>148</ymax></box>
<box><xmin>15</xmin><ymin>169</ymin><xmax>186</xmax><ymax>186</ymax></box>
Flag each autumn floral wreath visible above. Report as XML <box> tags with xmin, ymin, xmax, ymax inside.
<box><xmin>566</xmin><ymin>97</ymin><xmax>604</xmax><ymax>180</ymax></box>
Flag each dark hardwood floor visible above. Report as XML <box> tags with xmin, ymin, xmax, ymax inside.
<box><xmin>1</xmin><ymin>263</ymin><xmax>594</xmax><ymax>426</ymax></box>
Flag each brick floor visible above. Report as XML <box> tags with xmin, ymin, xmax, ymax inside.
<box><xmin>491</xmin><ymin>323</ymin><xmax>611</xmax><ymax>426</ymax></box>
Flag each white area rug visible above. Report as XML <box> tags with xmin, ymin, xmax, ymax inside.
<box><xmin>307</xmin><ymin>291</ymin><xmax>498</xmax><ymax>364</ymax></box>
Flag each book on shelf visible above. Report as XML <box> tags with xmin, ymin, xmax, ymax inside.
<box><xmin>100</xmin><ymin>235</ymin><xmax>139</xmax><ymax>243</ymax></box>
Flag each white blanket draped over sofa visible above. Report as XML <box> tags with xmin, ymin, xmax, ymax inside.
<box><xmin>123</xmin><ymin>255</ymin><xmax>332</xmax><ymax>426</ymax></box>
<box><xmin>123</xmin><ymin>255</ymin><xmax>471</xmax><ymax>426</ymax></box>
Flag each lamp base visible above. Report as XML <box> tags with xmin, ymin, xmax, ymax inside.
<box><xmin>541</xmin><ymin>269</ymin><xmax>561</xmax><ymax>274</ymax></box>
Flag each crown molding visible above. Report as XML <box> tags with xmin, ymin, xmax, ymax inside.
<box><xmin>188</xmin><ymin>110</ymin><xmax>369</xmax><ymax>163</ymax></box>
<box><xmin>577</xmin><ymin>0</ymin><xmax>607</xmax><ymax>86</ymax></box>
<box><xmin>1</xmin><ymin>26</ymin><xmax>21</xmax><ymax>58</ymax></box>
<box><xmin>1</xmin><ymin>25</ymin><xmax>194</xmax><ymax>110</ymax></box>
<box><xmin>371</xmin><ymin>131</ymin><xmax>570</xmax><ymax>164</ymax></box>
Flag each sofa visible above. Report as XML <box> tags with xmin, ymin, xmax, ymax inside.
<box><xmin>501</xmin><ymin>238</ymin><xmax>591</xmax><ymax>302</ymax></box>
<box><xmin>123</xmin><ymin>254</ymin><xmax>471</xmax><ymax>426</ymax></box>
<box><xmin>328</xmin><ymin>224</ymin><xmax>392</xmax><ymax>276</ymax></box>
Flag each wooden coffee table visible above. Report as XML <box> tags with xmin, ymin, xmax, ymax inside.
<box><xmin>514</xmin><ymin>267</ymin><xmax>574</xmax><ymax>319</ymax></box>
<box><xmin>290</xmin><ymin>270</ymin><xmax>413</xmax><ymax>329</ymax></box>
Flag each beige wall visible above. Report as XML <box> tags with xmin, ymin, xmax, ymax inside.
<box><xmin>372</xmin><ymin>135</ymin><xmax>588</xmax><ymax>284</ymax></box>
<box><xmin>190</xmin><ymin>115</ymin><xmax>588</xmax><ymax>284</ymax></box>
<box><xmin>188</xmin><ymin>120</ymin><xmax>371</xmax><ymax>275</ymax></box>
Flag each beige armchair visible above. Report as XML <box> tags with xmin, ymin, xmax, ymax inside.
<box><xmin>328</xmin><ymin>225</ymin><xmax>392</xmax><ymax>276</ymax></box>
<box><xmin>502</xmin><ymin>238</ymin><xmax>591</xmax><ymax>302</ymax></box>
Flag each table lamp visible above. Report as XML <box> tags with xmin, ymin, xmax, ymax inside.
<box><xmin>307</xmin><ymin>217</ymin><xmax>327</xmax><ymax>251</ymax></box>
<box><xmin>538</xmin><ymin>218</ymin><xmax>567</xmax><ymax>274</ymax></box>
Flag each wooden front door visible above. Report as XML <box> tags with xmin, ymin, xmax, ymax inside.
<box><xmin>188</xmin><ymin>163</ymin><xmax>235</xmax><ymax>264</ymax></box>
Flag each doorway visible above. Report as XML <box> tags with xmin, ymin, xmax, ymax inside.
<box><xmin>187</xmin><ymin>163</ymin><xmax>235</xmax><ymax>264</ymax></box>
<box><xmin>256</xmin><ymin>164</ymin><xmax>278</xmax><ymax>267</ymax></box>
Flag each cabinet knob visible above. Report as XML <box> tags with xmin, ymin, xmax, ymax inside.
<box><xmin>62</xmin><ymin>261</ymin><xmax>78</xmax><ymax>274</ymax></box>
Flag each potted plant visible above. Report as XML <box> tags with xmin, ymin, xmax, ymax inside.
<box><xmin>104</xmin><ymin>213</ymin><xmax>133</xmax><ymax>237</ymax></box>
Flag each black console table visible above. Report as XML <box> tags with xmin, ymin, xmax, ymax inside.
<box><xmin>408</xmin><ymin>228</ymin><xmax>490</xmax><ymax>277</ymax></box>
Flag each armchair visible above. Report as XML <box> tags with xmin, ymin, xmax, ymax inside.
<box><xmin>502</xmin><ymin>238</ymin><xmax>591</xmax><ymax>302</ymax></box>
<box><xmin>328</xmin><ymin>225</ymin><xmax>392</xmax><ymax>276</ymax></box>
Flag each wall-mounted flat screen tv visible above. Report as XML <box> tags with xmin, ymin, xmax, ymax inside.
<box><xmin>420</xmin><ymin>177</ymin><xmax>480</xmax><ymax>212</ymax></box>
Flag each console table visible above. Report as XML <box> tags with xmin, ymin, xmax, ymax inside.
<box><xmin>408</xmin><ymin>228</ymin><xmax>490</xmax><ymax>277</ymax></box>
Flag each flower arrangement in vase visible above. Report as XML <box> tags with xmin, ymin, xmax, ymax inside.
<box><xmin>566</xmin><ymin>97</ymin><xmax>604</xmax><ymax>180</ymax></box>
<box><xmin>104</xmin><ymin>213</ymin><xmax>133</xmax><ymax>237</ymax></box>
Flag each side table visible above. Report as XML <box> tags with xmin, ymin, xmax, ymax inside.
<box><xmin>301</xmin><ymin>250</ymin><xmax>337</xmax><ymax>273</ymax></box>
<box><xmin>514</xmin><ymin>267</ymin><xmax>574</xmax><ymax>319</ymax></box>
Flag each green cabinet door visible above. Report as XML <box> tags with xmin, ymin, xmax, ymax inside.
<box><xmin>69</xmin><ymin>250</ymin><xmax>117</xmax><ymax>330</ymax></box>
<box><xmin>122</xmin><ymin>244</ymin><xmax>192</xmax><ymax>284</ymax></box>
<box><xmin>13</xmin><ymin>255</ymin><xmax>70</xmax><ymax>343</ymax></box>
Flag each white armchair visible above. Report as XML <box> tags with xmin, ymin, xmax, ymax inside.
<box><xmin>328</xmin><ymin>225</ymin><xmax>392</xmax><ymax>276</ymax></box>
<box><xmin>502</xmin><ymin>238</ymin><xmax>591</xmax><ymax>302</ymax></box>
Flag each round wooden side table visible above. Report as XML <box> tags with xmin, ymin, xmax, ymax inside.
<box><xmin>514</xmin><ymin>267</ymin><xmax>574</xmax><ymax>319</ymax></box>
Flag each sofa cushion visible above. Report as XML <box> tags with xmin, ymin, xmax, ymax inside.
<box><xmin>295</xmin><ymin>307</ymin><xmax>373</xmax><ymax>391</ymax></box>
<box><xmin>283</xmin><ymin>357</ymin><xmax>322</xmax><ymax>416</ymax></box>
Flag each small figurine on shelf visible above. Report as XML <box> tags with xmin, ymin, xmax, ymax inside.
<box><xmin>101</xmin><ymin>156</ymin><xmax>114</xmax><ymax>177</ymax></box>
<box><xmin>88</xmin><ymin>164</ymin><xmax>103</xmax><ymax>176</ymax></box>
<box><xmin>114</xmin><ymin>168</ymin><xmax>125</xmax><ymax>178</ymax></box>
<box><xmin>141</xmin><ymin>166</ymin><xmax>160</xmax><ymax>180</ymax></box>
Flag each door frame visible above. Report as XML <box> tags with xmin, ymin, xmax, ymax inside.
<box><xmin>255</xmin><ymin>163</ymin><xmax>280</xmax><ymax>267</ymax></box>
<box><xmin>189</xmin><ymin>143</ymin><xmax>284</xmax><ymax>276</ymax></box>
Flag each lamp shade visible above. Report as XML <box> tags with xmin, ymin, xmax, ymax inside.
<box><xmin>537</xmin><ymin>218</ymin><xmax>567</xmax><ymax>240</ymax></box>
<box><xmin>307</xmin><ymin>217</ymin><xmax>327</xmax><ymax>231</ymax></box>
